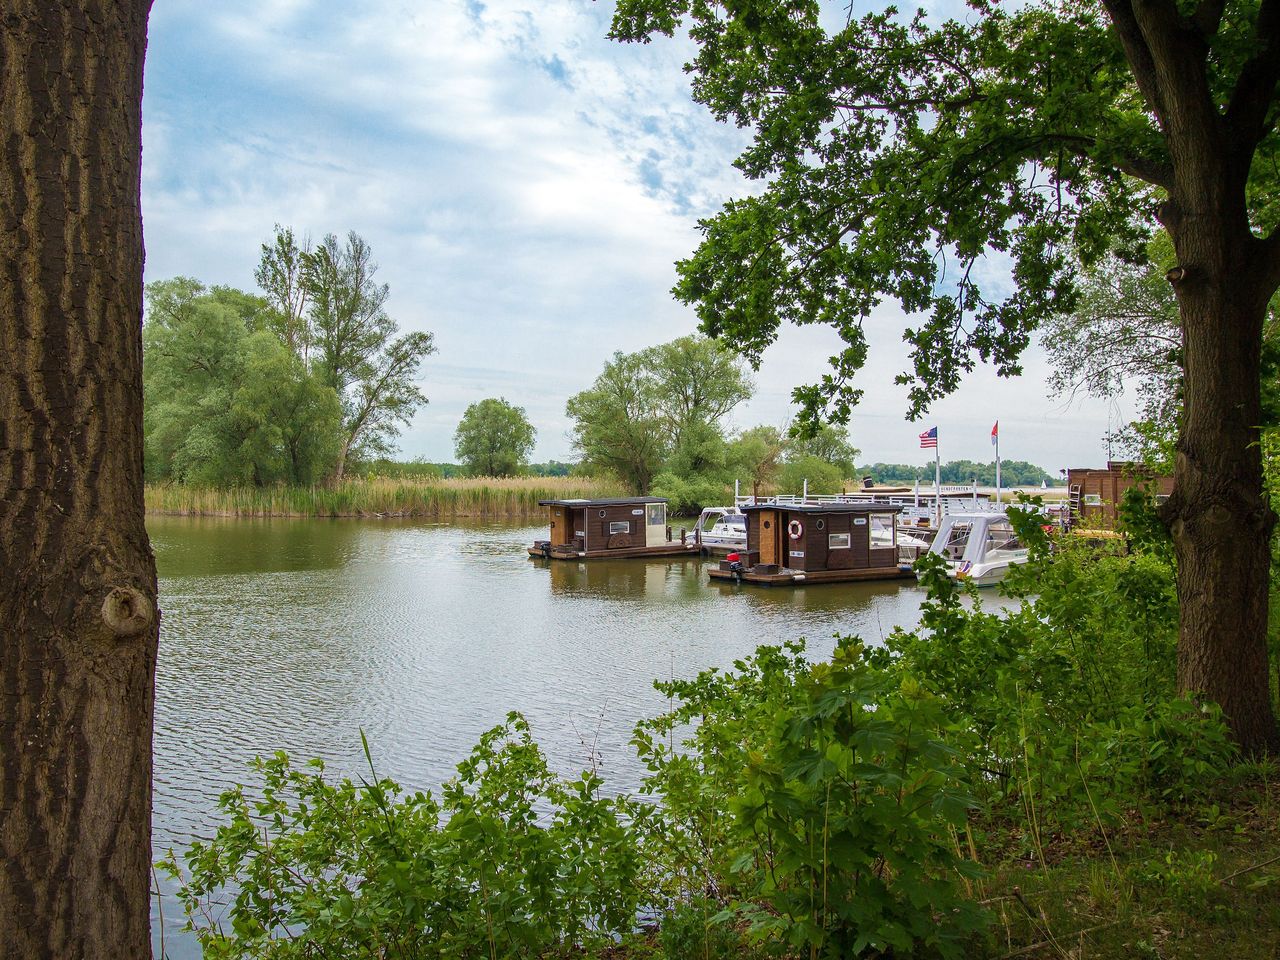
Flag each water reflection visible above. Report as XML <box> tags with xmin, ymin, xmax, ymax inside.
<box><xmin>148</xmin><ymin>516</ymin><xmax>1004</xmax><ymax>957</ymax></box>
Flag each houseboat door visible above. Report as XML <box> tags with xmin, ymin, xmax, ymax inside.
<box><xmin>758</xmin><ymin>510</ymin><xmax>780</xmax><ymax>566</ymax></box>
<box><xmin>549</xmin><ymin>506</ymin><xmax>569</xmax><ymax>547</ymax></box>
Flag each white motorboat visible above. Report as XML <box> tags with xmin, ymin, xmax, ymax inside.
<box><xmin>922</xmin><ymin>512</ymin><xmax>1029</xmax><ymax>587</ymax></box>
<box><xmin>691</xmin><ymin>506</ymin><xmax>748</xmax><ymax>554</ymax></box>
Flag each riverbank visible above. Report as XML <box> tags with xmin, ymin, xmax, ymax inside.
<box><xmin>144</xmin><ymin>476</ymin><xmax>627</xmax><ymax>518</ymax></box>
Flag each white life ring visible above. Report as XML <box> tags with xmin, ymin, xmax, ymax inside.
<box><xmin>788</xmin><ymin>519</ymin><xmax>804</xmax><ymax>540</ymax></box>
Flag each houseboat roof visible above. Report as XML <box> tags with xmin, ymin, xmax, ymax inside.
<box><xmin>537</xmin><ymin>497</ymin><xmax>668</xmax><ymax>508</ymax></box>
<box><xmin>739</xmin><ymin>501</ymin><xmax>902</xmax><ymax>515</ymax></box>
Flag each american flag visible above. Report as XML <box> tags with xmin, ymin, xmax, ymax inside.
<box><xmin>919</xmin><ymin>426</ymin><xmax>938</xmax><ymax>448</ymax></box>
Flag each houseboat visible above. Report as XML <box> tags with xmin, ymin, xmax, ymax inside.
<box><xmin>528</xmin><ymin>497</ymin><xmax>699</xmax><ymax>560</ymax></box>
<box><xmin>923</xmin><ymin>512</ymin><xmax>1029</xmax><ymax>587</ymax></box>
<box><xmin>1066</xmin><ymin>462</ymin><xmax>1174</xmax><ymax>529</ymax></box>
<box><xmin>708</xmin><ymin>502</ymin><xmax>915</xmax><ymax>586</ymax></box>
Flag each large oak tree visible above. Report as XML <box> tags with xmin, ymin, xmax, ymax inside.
<box><xmin>1</xmin><ymin>1</ymin><xmax>157</xmax><ymax>955</ymax></box>
<box><xmin>611</xmin><ymin>0</ymin><xmax>1280</xmax><ymax>752</ymax></box>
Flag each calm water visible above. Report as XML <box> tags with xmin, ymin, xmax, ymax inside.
<box><xmin>149</xmin><ymin>516</ymin><xmax>998</xmax><ymax>955</ymax></box>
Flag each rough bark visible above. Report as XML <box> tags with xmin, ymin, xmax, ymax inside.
<box><xmin>1163</xmin><ymin>239</ymin><xmax>1280</xmax><ymax>754</ymax></box>
<box><xmin>1156</xmin><ymin>54</ymin><xmax>1280</xmax><ymax>752</ymax></box>
<box><xmin>0</xmin><ymin>2</ymin><xmax>157</xmax><ymax>957</ymax></box>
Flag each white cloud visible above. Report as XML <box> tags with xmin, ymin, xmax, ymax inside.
<box><xmin>142</xmin><ymin>0</ymin><xmax>1120</xmax><ymax>471</ymax></box>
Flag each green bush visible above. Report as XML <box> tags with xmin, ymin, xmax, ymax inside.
<box><xmin>163</xmin><ymin>717</ymin><xmax>645</xmax><ymax>959</ymax></box>
<box><xmin>634</xmin><ymin>640</ymin><xmax>988</xmax><ymax>959</ymax></box>
<box><xmin>650</xmin><ymin>471</ymin><xmax>731</xmax><ymax>515</ymax></box>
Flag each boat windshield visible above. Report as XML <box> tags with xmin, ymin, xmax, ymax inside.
<box><xmin>980</xmin><ymin>520</ymin><xmax>1023</xmax><ymax>558</ymax></box>
<box><xmin>938</xmin><ymin>521</ymin><xmax>972</xmax><ymax>560</ymax></box>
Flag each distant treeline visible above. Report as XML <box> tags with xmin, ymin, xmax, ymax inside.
<box><xmin>858</xmin><ymin>460</ymin><xmax>1060</xmax><ymax>487</ymax></box>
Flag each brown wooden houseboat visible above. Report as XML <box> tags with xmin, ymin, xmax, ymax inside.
<box><xmin>528</xmin><ymin>497</ymin><xmax>699</xmax><ymax>560</ymax></box>
<box><xmin>1066</xmin><ymin>462</ymin><xmax>1174</xmax><ymax>529</ymax></box>
<box><xmin>708</xmin><ymin>502</ymin><xmax>914</xmax><ymax>586</ymax></box>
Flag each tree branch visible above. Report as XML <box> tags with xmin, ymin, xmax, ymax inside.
<box><xmin>1225</xmin><ymin>0</ymin><xmax>1280</xmax><ymax>153</ymax></box>
<box><xmin>1101</xmin><ymin>0</ymin><xmax>1169</xmax><ymax>130</ymax></box>
<box><xmin>1189</xmin><ymin>0</ymin><xmax>1228</xmax><ymax>40</ymax></box>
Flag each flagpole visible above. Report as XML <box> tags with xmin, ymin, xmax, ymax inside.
<box><xmin>934</xmin><ymin>438</ymin><xmax>942</xmax><ymax>525</ymax></box>
<box><xmin>995</xmin><ymin>425</ymin><xmax>1001</xmax><ymax>505</ymax></box>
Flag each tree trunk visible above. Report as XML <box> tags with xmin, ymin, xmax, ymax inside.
<box><xmin>1164</xmin><ymin>230</ymin><xmax>1280</xmax><ymax>754</ymax></box>
<box><xmin>0</xmin><ymin>3</ymin><xmax>157</xmax><ymax>956</ymax></box>
<box><xmin>333</xmin><ymin>433</ymin><xmax>352</xmax><ymax>482</ymax></box>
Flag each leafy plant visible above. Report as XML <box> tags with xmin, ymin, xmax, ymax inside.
<box><xmin>163</xmin><ymin>715</ymin><xmax>645</xmax><ymax>959</ymax></box>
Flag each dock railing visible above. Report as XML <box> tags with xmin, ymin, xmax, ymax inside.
<box><xmin>735</xmin><ymin>484</ymin><xmax>1006</xmax><ymax>524</ymax></box>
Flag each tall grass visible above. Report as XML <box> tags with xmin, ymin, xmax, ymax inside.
<box><xmin>145</xmin><ymin>476</ymin><xmax>628</xmax><ymax>519</ymax></box>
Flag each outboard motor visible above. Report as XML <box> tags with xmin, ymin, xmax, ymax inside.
<box><xmin>726</xmin><ymin>551</ymin><xmax>744</xmax><ymax>583</ymax></box>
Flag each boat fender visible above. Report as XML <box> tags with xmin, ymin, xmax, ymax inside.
<box><xmin>788</xmin><ymin>519</ymin><xmax>804</xmax><ymax>540</ymax></box>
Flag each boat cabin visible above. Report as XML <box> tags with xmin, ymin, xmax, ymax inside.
<box><xmin>528</xmin><ymin>497</ymin><xmax>698</xmax><ymax>560</ymax></box>
<box><xmin>708</xmin><ymin>502</ymin><xmax>913</xmax><ymax>586</ymax></box>
<box><xmin>1066</xmin><ymin>462</ymin><xmax>1174</xmax><ymax>528</ymax></box>
<box><xmin>924</xmin><ymin>512</ymin><xmax>1029</xmax><ymax>587</ymax></box>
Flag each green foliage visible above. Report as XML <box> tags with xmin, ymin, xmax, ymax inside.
<box><xmin>725</xmin><ymin>424</ymin><xmax>786</xmax><ymax>489</ymax></box>
<box><xmin>163</xmin><ymin>715</ymin><xmax>644</xmax><ymax>959</ymax></box>
<box><xmin>608</xmin><ymin>2</ymin><xmax>1280</xmax><ymax>433</ymax></box>
<box><xmin>143</xmin><ymin>280</ymin><xmax>343</xmax><ymax>485</ymax></box>
<box><xmin>650</xmin><ymin>471</ymin><xmax>729</xmax><ymax>516</ymax></box>
<box><xmin>777</xmin><ymin>455</ymin><xmax>844</xmax><ymax>495</ymax></box>
<box><xmin>453</xmin><ymin>397</ymin><xmax>537</xmax><ymax>477</ymax></box>
<box><xmin>785</xmin><ymin>422</ymin><xmax>859</xmax><ymax>476</ymax></box>
<box><xmin>897</xmin><ymin>522</ymin><xmax>1233</xmax><ymax>840</ymax></box>
<box><xmin>633</xmin><ymin>640</ymin><xmax>987</xmax><ymax>959</ymax></box>
<box><xmin>658</xmin><ymin>898</ymin><xmax>754</xmax><ymax>960</ymax></box>
<box><xmin>263</xmin><ymin>227</ymin><xmax>437</xmax><ymax>477</ymax></box>
<box><xmin>566</xmin><ymin>335</ymin><xmax>751</xmax><ymax>493</ymax></box>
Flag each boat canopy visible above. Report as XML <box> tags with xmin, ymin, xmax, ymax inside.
<box><xmin>928</xmin><ymin>513</ymin><xmax>1022</xmax><ymax>566</ymax></box>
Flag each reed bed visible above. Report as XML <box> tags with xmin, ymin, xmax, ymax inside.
<box><xmin>145</xmin><ymin>476</ymin><xmax>628</xmax><ymax>519</ymax></box>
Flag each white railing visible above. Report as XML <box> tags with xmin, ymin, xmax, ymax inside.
<box><xmin>734</xmin><ymin>484</ymin><xmax>1006</xmax><ymax>524</ymax></box>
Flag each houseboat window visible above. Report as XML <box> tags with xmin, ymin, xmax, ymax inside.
<box><xmin>1083</xmin><ymin>494</ymin><xmax>1103</xmax><ymax>505</ymax></box>
<box><xmin>828</xmin><ymin>533</ymin><xmax>851</xmax><ymax>549</ymax></box>
<box><xmin>870</xmin><ymin>514</ymin><xmax>895</xmax><ymax>547</ymax></box>
<box><xmin>609</xmin><ymin>521</ymin><xmax>631</xmax><ymax>535</ymax></box>
<box><xmin>816</xmin><ymin>518</ymin><xmax>826</xmax><ymax>530</ymax></box>
<box><xmin>647</xmin><ymin>503</ymin><xmax>666</xmax><ymax>527</ymax></box>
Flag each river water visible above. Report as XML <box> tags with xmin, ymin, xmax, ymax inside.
<box><xmin>148</xmin><ymin>516</ymin><xmax>998</xmax><ymax>955</ymax></box>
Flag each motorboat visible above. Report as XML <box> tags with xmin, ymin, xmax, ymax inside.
<box><xmin>691</xmin><ymin>506</ymin><xmax>747</xmax><ymax>554</ymax></box>
<box><xmin>922</xmin><ymin>512</ymin><xmax>1029</xmax><ymax>587</ymax></box>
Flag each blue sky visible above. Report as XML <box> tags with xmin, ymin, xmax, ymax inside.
<box><xmin>141</xmin><ymin>0</ymin><xmax>1130</xmax><ymax>472</ymax></box>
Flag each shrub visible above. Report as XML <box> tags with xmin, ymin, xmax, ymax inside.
<box><xmin>163</xmin><ymin>717</ymin><xmax>645</xmax><ymax>959</ymax></box>
<box><xmin>634</xmin><ymin>640</ymin><xmax>988</xmax><ymax>959</ymax></box>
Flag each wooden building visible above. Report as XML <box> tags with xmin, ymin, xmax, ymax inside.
<box><xmin>528</xmin><ymin>497</ymin><xmax>699</xmax><ymax>560</ymax></box>
<box><xmin>708</xmin><ymin>502</ymin><xmax>914</xmax><ymax>586</ymax></box>
<box><xmin>1066</xmin><ymin>462</ymin><xmax>1174</xmax><ymax>528</ymax></box>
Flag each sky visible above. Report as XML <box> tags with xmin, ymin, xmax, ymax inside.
<box><xmin>140</xmin><ymin>0</ymin><xmax>1133</xmax><ymax>474</ymax></box>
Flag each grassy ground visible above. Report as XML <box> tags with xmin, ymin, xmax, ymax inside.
<box><xmin>978</xmin><ymin>770</ymin><xmax>1280</xmax><ymax>959</ymax></box>
<box><xmin>145</xmin><ymin>476</ymin><xmax>628</xmax><ymax>518</ymax></box>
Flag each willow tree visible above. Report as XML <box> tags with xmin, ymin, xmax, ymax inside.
<box><xmin>611</xmin><ymin>0</ymin><xmax>1280</xmax><ymax>752</ymax></box>
<box><xmin>1</xmin><ymin>1</ymin><xmax>157</xmax><ymax>954</ymax></box>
